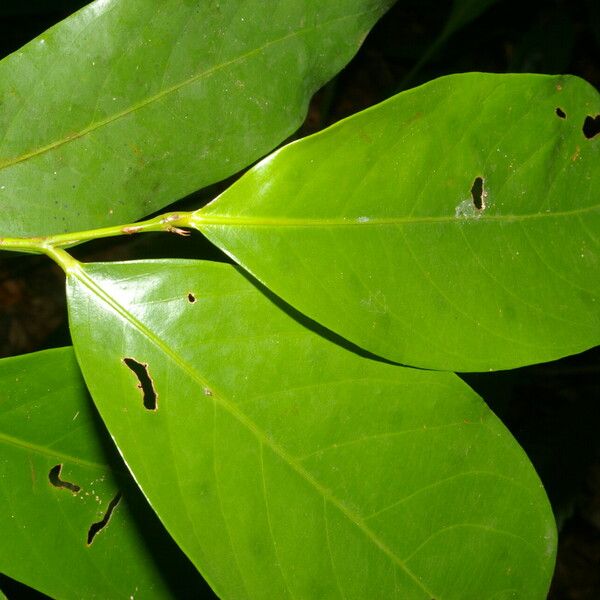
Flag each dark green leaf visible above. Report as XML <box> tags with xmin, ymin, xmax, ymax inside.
<box><xmin>195</xmin><ymin>73</ymin><xmax>600</xmax><ymax>371</ymax></box>
<box><xmin>0</xmin><ymin>347</ymin><xmax>207</xmax><ymax>599</ymax></box>
<box><xmin>0</xmin><ymin>0</ymin><xmax>393</xmax><ymax>237</ymax></box>
<box><xmin>67</xmin><ymin>259</ymin><xmax>556</xmax><ymax>598</ymax></box>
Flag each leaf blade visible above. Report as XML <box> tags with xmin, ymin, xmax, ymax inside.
<box><xmin>0</xmin><ymin>347</ymin><xmax>208</xmax><ymax>599</ymax></box>
<box><xmin>0</xmin><ymin>0</ymin><xmax>394</xmax><ymax>236</ymax></box>
<box><xmin>195</xmin><ymin>72</ymin><xmax>600</xmax><ymax>371</ymax></box>
<box><xmin>67</xmin><ymin>259</ymin><xmax>557</xmax><ymax>598</ymax></box>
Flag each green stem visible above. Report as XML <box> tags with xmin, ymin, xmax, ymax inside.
<box><xmin>42</xmin><ymin>245</ymin><xmax>80</xmax><ymax>273</ymax></box>
<box><xmin>0</xmin><ymin>211</ymin><xmax>195</xmax><ymax>256</ymax></box>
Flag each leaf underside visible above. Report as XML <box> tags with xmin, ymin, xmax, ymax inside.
<box><xmin>67</xmin><ymin>259</ymin><xmax>556</xmax><ymax>599</ymax></box>
<box><xmin>196</xmin><ymin>72</ymin><xmax>600</xmax><ymax>372</ymax></box>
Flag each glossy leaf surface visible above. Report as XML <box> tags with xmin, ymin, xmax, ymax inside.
<box><xmin>67</xmin><ymin>259</ymin><xmax>556</xmax><ymax>599</ymax></box>
<box><xmin>0</xmin><ymin>0</ymin><xmax>393</xmax><ymax>237</ymax></box>
<box><xmin>0</xmin><ymin>347</ymin><xmax>207</xmax><ymax>599</ymax></box>
<box><xmin>196</xmin><ymin>73</ymin><xmax>600</xmax><ymax>371</ymax></box>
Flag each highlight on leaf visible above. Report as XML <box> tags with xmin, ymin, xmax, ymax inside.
<box><xmin>193</xmin><ymin>73</ymin><xmax>600</xmax><ymax>372</ymax></box>
<box><xmin>0</xmin><ymin>2</ymin><xmax>597</xmax><ymax>597</ymax></box>
<box><xmin>66</xmin><ymin>259</ymin><xmax>558</xmax><ymax>599</ymax></box>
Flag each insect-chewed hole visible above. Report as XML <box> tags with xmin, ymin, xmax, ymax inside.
<box><xmin>583</xmin><ymin>114</ymin><xmax>600</xmax><ymax>139</ymax></box>
<box><xmin>87</xmin><ymin>492</ymin><xmax>122</xmax><ymax>545</ymax></box>
<box><xmin>123</xmin><ymin>357</ymin><xmax>158</xmax><ymax>410</ymax></box>
<box><xmin>187</xmin><ymin>293</ymin><xmax>196</xmax><ymax>303</ymax></box>
<box><xmin>48</xmin><ymin>464</ymin><xmax>81</xmax><ymax>494</ymax></box>
<box><xmin>555</xmin><ymin>107</ymin><xmax>567</xmax><ymax>119</ymax></box>
<box><xmin>470</xmin><ymin>176</ymin><xmax>486</xmax><ymax>210</ymax></box>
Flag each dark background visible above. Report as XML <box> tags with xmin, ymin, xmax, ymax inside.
<box><xmin>0</xmin><ymin>1</ymin><xmax>599</xmax><ymax>598</ymax></box>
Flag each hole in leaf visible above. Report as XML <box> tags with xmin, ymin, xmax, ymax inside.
<box><xmin>48</xmin><ymin>464</ymin><xmax>81</xmax><ymax>494</ymax></box>
<box><xmin>87</xmin><ymin>492</ymin><xmax>122</xmax><ymax>545</ymax></box>
<box><xmin>555</xmin><ymin>107</ymin><xmax>566</xmax><ymax>119</ymax></box>
<box><xmin>187</xmin><ymin>293</ymin><xmax>196</xmax><ymax>303</ymax></box>
<box><xmin>583</xmin><ymin>114</ymin><xmax>600</xmax><ymax>139</ymax></box>
<box><xmin>123</xmin><ymin>357</ymin><xmax>158</xmax><ymax>410</ymax></box>
<box><xmin>470</xmin><ymin>176</ymin><xmax>486</xmax><ymax>211</ymax></box>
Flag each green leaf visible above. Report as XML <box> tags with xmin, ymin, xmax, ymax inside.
<box><xmin>0</xmin><ymin>0</ymin><xmax>393</xmax><ymax>237</ymax></box>
<box><xmin>195</xmin><ymin>73</ymin><xmax>600</xmax><ymax>372</ymax></box>
<box><xmin>0</xmin><ymin>347</ymin><xmax>208</xmax><ymax>599</ymax></box>
<box><xmin>67</xmin><ymin>258</ymin><xmax>556</xmax><ymax>599</ymax></box>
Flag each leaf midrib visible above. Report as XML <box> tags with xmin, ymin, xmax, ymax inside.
<box><xmin>70</xmin><ymin>264</ymin><xmax>435</xmax><ymax>599</ymax></box>
<box><xmin>0</xmin><ymin>429</ymin><xmax>107</xmax><ymax>471</ymax></box>
<box><xmin>0</xmin><ymin>9</ymin><xmax>376</xmax><ymax>171</ymax></box>
<box><xmin>196</xmin><ymin>203</ymin><xmax>599</xmax><ymax>228</ymax></box>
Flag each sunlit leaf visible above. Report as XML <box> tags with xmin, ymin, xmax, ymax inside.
<box><xmin>0</xmin><ymin>0</ymin><xmax>393</xmax><ymax>237</ymax></box>
<box><xmin>195</xmin><ymin>73</ymin><xmax>600</xmax><ymax>371</ymax></box>
<box><xmin>67</xmin><ymin>259</ymin><xmax>556</xmax><ymax>599</ymax></box>
<box><xmin>0</xmin><ymin>347</ymin><xmax>209</xmax><ymax>599</ymax></box>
